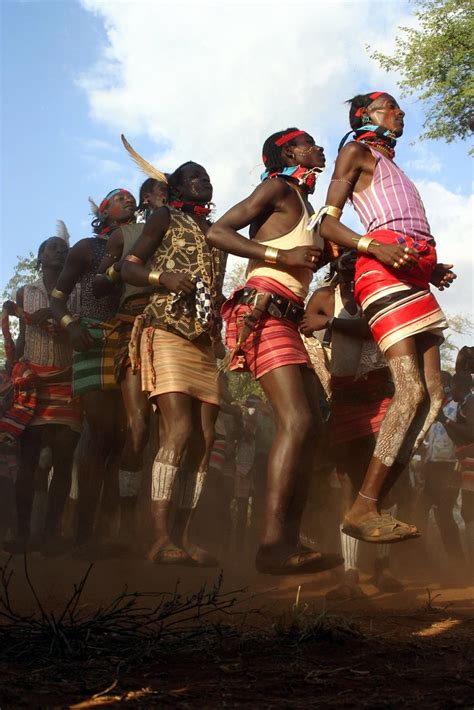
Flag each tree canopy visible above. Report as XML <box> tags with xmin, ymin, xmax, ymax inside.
<box><xmin>371</xmin><ymin>0</ymin><xmax>473</xmax><ymax>149</ymax></box>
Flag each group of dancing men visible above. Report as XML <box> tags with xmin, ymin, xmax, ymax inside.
<box><xmin>0</xmin><ymin>90</ymin><xmax>473</xmax><ymax>577</ymax></box>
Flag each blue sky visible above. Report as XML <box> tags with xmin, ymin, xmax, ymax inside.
<box><xmin>1</xmin><ymin>0</ymin><xmax>472</xmax><ymax>318</ymax></box>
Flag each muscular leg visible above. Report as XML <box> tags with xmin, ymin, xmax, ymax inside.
<box><xmin>75</xmin><ymin>390</ymin><xmax>122</xmax><ymax>547</ymax></box>
<box><xmin>97</xmin><ymin>402</ymin><xmax>126</xmax><ymax>545</ymax></box>
<box><xmin>148</xmin><ymin>392</ymin><xmax>193</xmax><ymax>563</ymax></box>
<box><xmin>173</xmin><ymin>400</ymin><xmax>219</xmax><ymax>565</ymax></box>
<box><xmin>42</xmin><ymin>426</ymin><xmax>79</xmax><ymax>554</ymax></box>
<box><xmin>379</xmin><ymin>335</ymin><xmax>444</xmax><ymax>504</ymax></box>
<box><xmin>6</xmin><ymin>426</ymin><xmax>43</xmax><ymax>550</ymax></box>
<box><xmin>256</xmin><ymin>364</ymin><xmax>342</xmax><ymax>573</ymax></box>
<box><xmin>30</xmin><ymin>445</ymin><xmax>51</xmax><ymax>544</ymax></box>
<box><xmin>428</xmin><ymin>463</ymin><xmax>465</xmax><ymax>571</ymax></box>
<box><xmin>344</xmin><ymin>337</ymin><xmax>427</xmax><ymax>541</ymax></box>
<box><xmin>117</xmin><ymin>367</ymin><xmax>151</xmax><ymax>548</ymax></box>
<box><xmin>287</xmin><ymin>368</ymin><xmax>324</xmax><ymax>548</ymax></box>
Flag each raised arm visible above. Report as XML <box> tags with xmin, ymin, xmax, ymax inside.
<box><xmin>50</xmin><ymin>240</ymin><xmax>94</xmax><ymax>351</ymax></box>
<box><xmin>92</xmin><ymin>227</ymin><xmax>124</xmax><ymax>299</ymax></box>
<box><xmin>121</xmin><ymin>207</ymin><xmax>195</xmax><ymax>296</ymax></box>
<box><xmin>207</xmin><ymin>179</ymin><xmax>321</xmax><ymax>271</ymax></box>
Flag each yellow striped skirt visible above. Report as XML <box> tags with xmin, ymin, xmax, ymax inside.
<box><xmin>140</xmin><ymin>327</ymin><xmax>219</xmax><ymax>405</ymax></box>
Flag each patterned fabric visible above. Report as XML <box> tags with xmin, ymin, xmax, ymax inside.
<box><xmin>302</xmin><ymin>335</ymin><xmax>331</xmax><ymax>398</ymax></box>
<box><xmin>222</xmin><ymin>276</ymin><xmax>312</xmax><ymax>380</ymax></box>
<box><xmin>0</xmin><ymin>362</ymin><xmax>37</xmax><ymax>442</ymax></box>
<box><xmin>72</xmin><ymin>317</ymin><xmax>120</xmax><ymax>396</ymax></box>
<box><xmin>209</xmin><ymin>433</ymin><xmax>227</xmax><ymax>473</ymax></box>
<box><xmin>23</xmin><ymin>278</ymin><xmax>80</xmax><ymax>368</ymax></box>
<box><xmin>114</xmin><ymin>294</ymin><xmax>150</xmax><ymax>383</ymax></box>
<box><xmin>144</xmin><ymin>207</ymin><xmax>225</xmax><ymax>341</ymax></box>
<box><xmin>140</xmin><ymin>327</ymin><xmax>219</xmax><ymax>405</ymax></box>
<box><xmin>354</xmin><ymin>229</ymin><xmax>447</xmax><ymax>353</ymax></box>
<box><xmin>351</xmin><ymin>146</ymin><xmax>432</xmax><ymax>242</ymax></box>
<box><xmin>329</xmin><ymin>371</ymin><xmax>393</xmax><ymax>446</ymax></box>
<box><xmin>28</xmin><ymin>363</ymin><xmax>82</xmax><ymax>432</ymax></box>
<box><xmin>80</xmin><ymin>237</ymin><xmax>119</xmax><ymax>321</ymax></box>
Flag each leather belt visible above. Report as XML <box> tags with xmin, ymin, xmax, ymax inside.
<box><xmin>239</xmin><ymin>288</ymin><xmax>304</xmax><ymax>325</ymax></box>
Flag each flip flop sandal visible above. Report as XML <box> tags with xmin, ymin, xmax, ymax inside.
<box><xmin>342</xmin><ymin>513</ymin><xmax>420</xmax><ymax>544</ymax></box>
<box><xmin>256</xmin><ymin>550</ymin><xmax>343</xmax><ymax>576</ymax></box>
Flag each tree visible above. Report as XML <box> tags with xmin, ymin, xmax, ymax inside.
<box><xmin>0</xmin><ymin>252</ymin><xmax>39</xmax><ymax>367</ymax></box>
<box><xmin>371</xmin><ymin>0</ymin><xmax>473</xmax><ymax>149</ymax></box>
<box><xmin>2</xmin><ymin>251</ymin><xmax>38</xmax><ymax>302</ymax></box>
<box><xmin>441</xmin><ymin>312</ymin><xmax>473</xmax><ymax>371</ymax></box>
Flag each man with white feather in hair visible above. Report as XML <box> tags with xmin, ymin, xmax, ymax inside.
<box><xmin>3</xmin><ymin>225</ymin><xmax>82</xmax><ymax>555</ymax></box>
<box><xmin>91</xmin><ymin>138</ymin><xmax>169</xmax><ymax>554</ymax></box>
<box><xmin>51</xmin><ymin>189</ymin><xmax>137</xmax><ymax>557</ymax></box>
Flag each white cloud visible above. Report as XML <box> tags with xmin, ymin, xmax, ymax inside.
<box><xmin>415</xmin><ymin>181</ymin><xmax>473</xmax><ymax>318</ymax></box>
<box><xmin>78</xmin><ymin>0</ymin><xmax>411</xmax><ymax>215</ymax></box>
<box><xmin>78</xmin><ymin>0</ymin><xmax>472</xmax><ymax>328</ymax></box>
<box><xmin>80</xmin><ymin>137</ymin><xmax>117</xmax><ymax>153</ymax></box>
<box><xmin>405</xmin><ymin>143</ymin><xmax>442</xmax><ymax>175</ymax></box>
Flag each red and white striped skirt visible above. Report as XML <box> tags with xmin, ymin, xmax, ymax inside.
<box><xmin>354</xmin><ymin>229</ymin><xmax>447</xmax><ymax>353</ymax></box>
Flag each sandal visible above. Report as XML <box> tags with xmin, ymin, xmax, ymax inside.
<box><xmin>153</xmin><ymin>546</ymin><xmax>194</xmax><ymax>565</ymax></box>
<box><xmin>342</xmin><ymin>513</ymin><xmax>420</xmax><ymax>544</ymax></box>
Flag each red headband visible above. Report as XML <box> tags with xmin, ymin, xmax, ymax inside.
<box><xmin>275</xmin><ymin>129</ymin><xmax>306</xmax><ymax>146</ymax></box>
<box><xmin>99</xmin><ymin>188</ymin><xmax>131</xmax><ymax>213</ymax></box>
<box><xmin>354</xmin><ymin>92</ymin><xmax>386</xmax><ymax>117</ymax></box>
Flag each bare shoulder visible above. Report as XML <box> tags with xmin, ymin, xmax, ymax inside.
<box><xmin>144</xmin><ymin>206</ymin><xmax>171</xmax><ymax>232</ymax></box>
<box><xmin>256</xmin><ymin>177</ymin><xmax>293</xmax><ymax>201</ymax></box>
<box><xmin>70</xmin><ymin>238</ymin><xmax>93</xmax><ymax>259</ymax></box>
<box><xmin>337</xmin><ymin>141</ymin><xmax>370</xmax><ymax>166</ymax></box>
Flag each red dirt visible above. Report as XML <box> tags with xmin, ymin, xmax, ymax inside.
<box><xmin>0</xmin><ymin>551</ymin><xmax>472</xmax><ymax>708</ymax></box>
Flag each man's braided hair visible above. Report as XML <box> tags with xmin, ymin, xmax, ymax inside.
<box><xmin>262</xmin><ymin>128</ymin><xmax>302</xmax><ymax>173</ymax></box>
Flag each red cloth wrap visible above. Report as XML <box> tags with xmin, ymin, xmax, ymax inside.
<box><xmin>222</xmin><ymin>276</ymin><xmax>311</xmax><ymax>380</ymax></box>
<box><xmin>329</xmin><ymin>370</ymin><xmax>392</xmax><ymax>446</ymax></box>
<box><xmin>353</xmin><ymin>230</ymin><xmax>444</xmax><ymax>352</ymax></box>
<box><xmin>354</xmin><ymin>229</ymin><xmax>437</xmax><ymax>298</ymax></box>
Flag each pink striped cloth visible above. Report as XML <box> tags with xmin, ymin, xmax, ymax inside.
<box><xmin>222</xmin><ymin>276</ymin><xmax>312</xmax><ymax>380</ymax></box>
<box><xmin>351</xmin><ymin>146</ymin><xmax>433</xmax><ymax>243</ymax></box>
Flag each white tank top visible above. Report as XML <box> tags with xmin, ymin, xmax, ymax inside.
<box><xmin>246</xmin><ymin>188</ymin><xmax>323</xmax><ymax>299</ymax></box>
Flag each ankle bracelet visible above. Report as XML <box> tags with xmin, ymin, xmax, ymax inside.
<box><xmin>358</xmin><ymin>491</ymin><xmax>378</xmax><ymax>502</ymax></box>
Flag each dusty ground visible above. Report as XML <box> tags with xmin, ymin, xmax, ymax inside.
<box><xmin>0</xmin><ymin>550</ymin><xmax>472</xmax><ymax>709</ymax></box>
